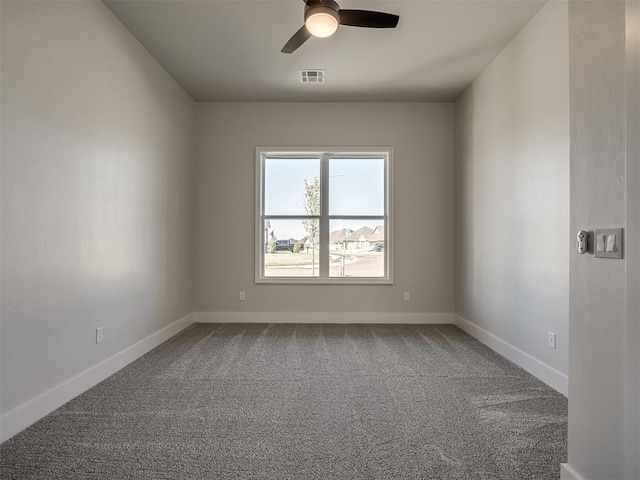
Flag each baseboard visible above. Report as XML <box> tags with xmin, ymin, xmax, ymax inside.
<box><xmin>454</xmin><ymin>315</ymin><xmax>568</xmax><ymax>396</ymax></box>
<box><xmin>0</xmin><ymin>313</ymin><xmax>194</xmax><ymax>443</ymax></box>
<box><xmin>194</xmin><ymin>311</ymin><xmax>454</xmax><ymax>324</ymax></box>
<box><xmin>560</xmin><ymin>463</ymin><xmax>586</xmax><ymax>480</ymax></box>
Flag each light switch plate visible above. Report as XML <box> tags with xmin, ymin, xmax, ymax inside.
<box><xmin>594</xmin><ymin>228</ymin><xmax>623</xmax><ymax>259</ymax></box>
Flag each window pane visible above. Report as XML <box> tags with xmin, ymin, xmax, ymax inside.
<box><xmin>329</xmin><ymin>219</ymin><xmax>385</xmax><ymax>278</ymax></box>
<box><xmin>264</xmin><ymin>158</ymin><xmax>320</xmax><ymax>216</ymax></box>
<box><xmin>263</xmin><ymin>219</ymin><xmax>319</xmax><ymax>277</ymax></box>
<box><xmin>257</xmin><ymin>148</ymin><xmax>391</xmax><ymax>283</ymax></box>
<box><xmin>329</xmin><ymin>158</ymin><xmax>384</xmax><ymax>216</ymax></box>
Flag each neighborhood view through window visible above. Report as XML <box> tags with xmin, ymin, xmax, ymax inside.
<box><xmin>257</xmin><ymin>149</ymin><xmax>391</xmax><ymax>283</ymax></box>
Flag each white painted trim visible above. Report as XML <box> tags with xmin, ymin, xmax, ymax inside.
<box><xmin>560</xmin><ymin>463</ymin><xmax>586</xmax><ymax>480</ymax></box>
<box><xmin>194</xmin><ymin>311</ymin><xmax>453</xmax><ymax>325</ymax></box>
<box><xmin>255</xmin><ymin>147</ymin><xmax>394</xmax><ymax>285</ymax></box>
<box><xmin>454</xmin><ymin>315</ymin><xmax>568</xmax><ymax>396</ymax></box>
<box><xmin>0</xmin><ymin>314</ymin><xmax>194</xmax><ymax>443</ymax></box>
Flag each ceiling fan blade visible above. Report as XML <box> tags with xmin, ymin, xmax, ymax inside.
<box><xmin>281</xmin><ymin>25</ymin><xmax>312</xmax><ymax>54</ymax></box>
<box><xmin>338</xmin><ymin>10</ymin><xmax>399</xmax><ymax>28</ymax></box>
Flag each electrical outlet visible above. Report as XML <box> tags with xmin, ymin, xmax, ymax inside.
<box><xmin>547</xmin><ymin>332</ymin><xmax>556</xmax><ymax>350</ymax></box>
<box><xmin>96</xmin><ymin>327</ymin><xmax>104</xmax><ymax>344</ymax></box>
<box><xmin>403</xmin><ymin>292</ymin><xmax>410</xmax><ymax>301</ymax></box>
<box><xmin>239</xmin><ymin>291</ymin><xmax>246</xmax><ymax>301</ymax></box>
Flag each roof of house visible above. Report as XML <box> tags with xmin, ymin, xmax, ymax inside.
<box><xmin>329</xmin><ymin>226</ymin><xmax>385</xmax><ymax>243</ymax></box>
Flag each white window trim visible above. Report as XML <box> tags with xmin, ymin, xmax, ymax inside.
<box><xmin>255</xmin><ymin>147</ymin><xmax>393</xmax><ymax>284</ymax></box>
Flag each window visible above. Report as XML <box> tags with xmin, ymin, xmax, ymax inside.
<box><xmin>256</xmin><ymin>148</ymin><xmax>392</xmax><ymax>284</ymax></box>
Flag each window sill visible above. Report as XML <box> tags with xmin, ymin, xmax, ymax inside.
<box><xmin>255</xmin><ymin>277</ymin><xmax>393</xmax><ymax>285</ymax></box>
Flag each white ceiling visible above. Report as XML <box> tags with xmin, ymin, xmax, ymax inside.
<box><xmin>103</xmin><ymin>0</ymin><xmax>546</xmax><ymax>102</ymax></box>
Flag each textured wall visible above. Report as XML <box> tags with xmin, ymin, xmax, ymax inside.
<box><xmin>1</xmin><ymin>1</ymin><xmax>194</xmax><ymax>414</ymax></box>
<box><xmin>193</xmin><ymin>102</ymin><xmax>455</xmax><ymax>315</ymax></box>
<box><xmin>567</xmin><ymin>1</ymin><xmax>628</xmax><ymax>478</ymax></box>
<box><xmin>455</xmin><ymin>2</ymin><xmax>570</xmax><ymax>376</ymax></box>
<box><xmin>625</xmin><ymin>2</ymin><xmax>640</xmax><ymax>478</ymax></box>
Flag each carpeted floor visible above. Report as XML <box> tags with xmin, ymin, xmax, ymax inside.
<box><xmin>0</xmin><ymin>323</ymin><xmax>567</xmax><ymax>479</ymax></box>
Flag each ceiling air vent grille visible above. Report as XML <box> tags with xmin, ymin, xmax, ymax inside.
<box><xmin>299</xmin><ymin>69</ymin><xmax>326</xmax><ymax>84</ymax></box>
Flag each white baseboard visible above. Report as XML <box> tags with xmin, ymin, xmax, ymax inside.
<box><xmin>0</xmin><ymin>313</ymin><xmax>194</xmax><ymax>443</ymax></box>
<box><xmin>454</xmin><ymin>315</ymin><xmax>568</xmax><ymax>396</ymax></box>
<box><xmin>561</xmin><ymin>463</ymin><xmax>586</xmax><ymax>480</ymax></box>
<box><xmin>194</xmin><ymin>311</ymin><xmax>454</xmax><ymax>325</ymax></box>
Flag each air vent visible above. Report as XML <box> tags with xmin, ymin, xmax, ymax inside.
<box><xmin>299</xmin><ymin>69</ymin><xmax>326</xmax><ymax>84</ymax></box>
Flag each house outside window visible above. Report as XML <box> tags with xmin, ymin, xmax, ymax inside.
<box><xmin>256</xmin><ymin>147</ymin><xmax>393</xmax><ymax>284</ymax></box>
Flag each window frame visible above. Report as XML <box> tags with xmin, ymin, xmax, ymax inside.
<box><xmin>255</xmin><ymin>147</ymin><xmax>393</xmax><ymax>284</ymax></box>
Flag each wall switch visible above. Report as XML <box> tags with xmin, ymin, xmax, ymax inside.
<box><xmin>547</xmin><ymin>332</ymin><xmax>557</xmax><ymax>350</ymax></box>
<box><xmin>239</xmin><ymin>291</ymin><xmax>246</xmax><ymax>301</ymax></box>
<box><xmin>96</xmin><ymin>327</ymin><xmax>104</xmax><ymax>344</ymax></box>
<box><xmin>403</xmin><ymin>292</ymin><xmax>410</xmax><ymax>301</ymax></box>
<box><xmin>594</xmin><ymin>228</ymin><xmax>623</xmax><ymax>259</ymax></box>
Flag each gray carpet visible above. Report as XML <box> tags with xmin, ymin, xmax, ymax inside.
<box><xmin>0</xmin><ymin>323</ymin><xmax>567</xmax><ymax>479</ymax></box>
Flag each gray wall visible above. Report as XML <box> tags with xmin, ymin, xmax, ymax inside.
<box><xmin>625</xmin><ymin>2</ymin><xmax>640</xmax><ymax>477</ymax></box>
<box><xmin>194</xmin><ymin>102</ymin><xmax>455</xmax><ymax>316</ymax></box>
<box><xmin>455</xmin><ymin>2</ymin><xmax>570</xmax><ymax>376</ymax></box>
<box><xmin>1</xmin><ymin>1</ymin><xmax>194</xmax><ymax>414</ymax></box>
<box><xmin>567</xmin><ymin>1</ymin><xmax>637</xmax><ymax>478</ymax></box>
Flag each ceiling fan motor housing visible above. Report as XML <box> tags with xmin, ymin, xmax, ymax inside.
<box><xmin>304</xmin><ymin>0</ymin><xmax>340</xmax><ymax>24</ymax></box>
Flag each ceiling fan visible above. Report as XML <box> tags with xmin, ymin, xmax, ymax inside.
<box><xmin>281</xmin><ymin>0</ymin><xmax>399</xmax><ymax>54</ymax></box>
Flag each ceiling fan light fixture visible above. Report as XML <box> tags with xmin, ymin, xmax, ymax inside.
<box><xmin>281</xmin><ymin>0</ymin><xmax>398</xmax><ymax>54</ymax></box>
<box><xmin>305</xmin><ymin>7</ymin><xmax>339</xmax><ymax>38</ymax></box>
